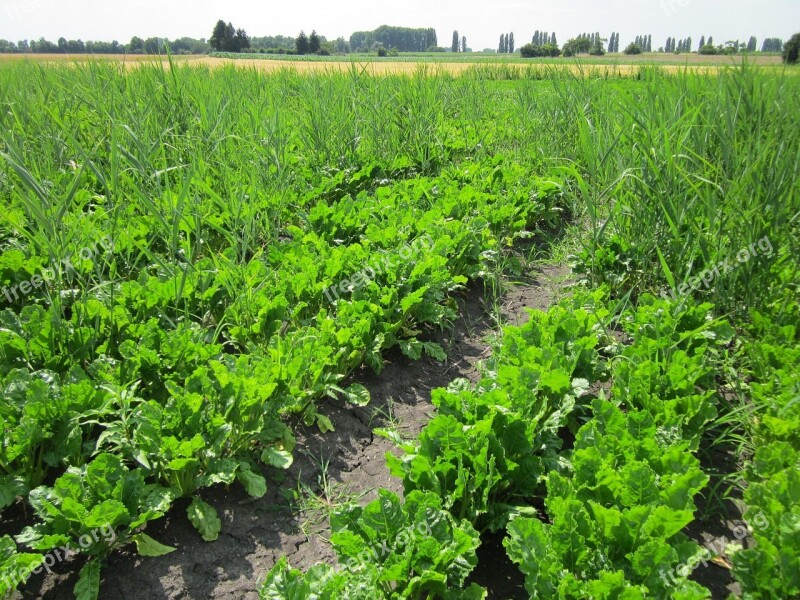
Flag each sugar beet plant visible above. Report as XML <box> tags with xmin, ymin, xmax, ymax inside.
<box><xmin>2</xmin><ymin>60</ymin><xmax>799</xmax><ymax>598</ymax></box>
<box><xmin>0</xmin><ymin>61</ymin><xmax>567</xmax><ymax>597</ymax></box>
<box><xmin>268</xmin><ymin>290</ymin><xmax>736</xmax><ymax>597</ymax></box>
<box><xmin>262</xmin><ymin>68</ymin><xmax>798</xmax><ymax>598</ymax></box>
<box><xmin>559</xmin><ymin>65</ymin><xmax>800</xmax><ymax>600</ymax></box>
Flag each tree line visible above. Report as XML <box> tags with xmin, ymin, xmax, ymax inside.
<box><xmin>498</xmin><ymin>33</ymin><xmax>515</xmax><ymax>54</ymax></box>
<box><xmin>349</xmin><ymin>26</ymin><xmax>438</xmax><ymax>53</ymax></box>
<box><xmin>0</xmin><ymin>37</ymin><xmax>208</xmax><ymax>54</ymax></box>
<box><xmin>209</xmin><ymin>20</ymin><xmax>250</xmax><ymax>52</ymax></box>
<box><xmin>451</xmin><ymin>31</ymin><xmax>468</xmax><ymax>53</ymax></box>
<box><xmin>518</xmin><ymin>31</ymin><xmax>797</xmax><ymax>61</ymax></box>
<box><xmin>0</xmin><ymin>21</ymin><xmax>796</xmax><ymax>62</ymax></box>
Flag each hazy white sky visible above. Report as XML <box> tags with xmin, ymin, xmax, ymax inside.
<box><xmin>1</xmin><ymin>0</ymin><xmax>798</xmax><ymax>50</ymax></box>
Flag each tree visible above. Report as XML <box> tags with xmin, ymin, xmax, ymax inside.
<box><xmin>452</xmin><ymin>30</ymin><xmax>459</xmax><ymax>52</ymax></box>
<box><xmin>532</xmin><ymin>30</ymin><xmax>540</xmax><ymax>45</ymax></box>
<box><xmin>209</xmin><ymin>20</ymin><xmax>249</xmax><ymax>52</ymax></box>
<box><xmin>334</xmin><ymin>37</ymin><xmax>350</xmax><ymax>53</ymax></box>
<box><xmin>498</xmin><ymin>34</ymin><xmax>504</xmax><ymax>53</ymax></box>
<box><xmin>551</xmin><ymin>32</ymin><xmax>557</xmax><ymax>48</ymax></box>
<box><xmin>783</xmin><ymin>33</ymin><xmax>800</xmax><ymax>64</ymax></box>
<box><xmin>210</xmin><ymin>20</ymin><xmax>227</xmax><ymax>51</ymax></box>
<box><xmin>624</xmin><ymin>42</ymin><xmax>642</xmax><ymax>55</ymax></box>
<box><xmin>143</xmin><ymin>37</ymin><xmax>162</xmax><ymax>54</ymax></box>
<box><xmin>562</xmin><ymin>36</ymin><xmax>591</xmax><ymax>56</ymax></box>
<box><xmin>309</xmin><ymin>30</ymin><xmax>321</xmax><ymax>53</ymax></box>
<box><xmin>425</xmin><ymin>28</ymin><xmax>437</xmax><ymax>49</ymax></box>
<box><xmin>699</xmin><ymin>36</ymin><xmax>705</xmax><ymax>51</ymax></box>
<box><xmin>590</xmin><ymin>38</ymin><xmax>605</xmax><ymax>56</ymax></box>
<box><xmin>520</xmin><ymin>42</ymin><xmax>560</xmax><ymax>58</ymax></box>
<box><xmin>234</xmin><ymin>28</ymin><xmax>250</xmax><ymax>52</ymax></box>
<box><xmin>223</xmin><ymin>22</ymin><xmax>236</xmax><ymax>51</ymax></box>
<box><xmin>128</xmin><ymin>36</ymin><xmax>145</xmax><ymax>53</ymax></box>
<box><xmin>66</xmin><ymin>39</ymin><xmax>85</xmax><ymax>53</ymax></box>
<box><xmin>462</xmin><ymin>36</ymin><xmax>467</xmax><ymax>53</ymax></box>
<box><xmin>707</xmin><ymin>36</ymin><xmax>713</xmax><ymax>47</ymax></box>
<box><xmin>349</xmin><ymin>26</ymin><xmax>436</xmax><ymax>53</ymax></box>
<box><xmin>296</xmin><ymin>31</ymin><xmax>309</xmax><ymax>55</ymax></box>
<box><xmin>145</xmin><ymin>37</ymin><xmax>162</xmax><ymax>54</ymax></box>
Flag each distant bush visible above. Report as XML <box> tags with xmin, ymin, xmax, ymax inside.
<box><xmin>251</xmin><ymin>47</ymin><xmax>294</xmax><ymax>55</ymax></box>
<box><xmin>562</xmin><ymin>36</ymin><xmax>592</xmax><ymax>57</ymax></box>
<box><xmin>783</xmin><ymin>33</ymin><xmax>800</xmax><ymax>64</ymax></box>
<box><xmin>377</xmin><ymin>47</ymin><xmax>388</xmax><ymax>57</ymax></box>
<box><xmin>520</xmin><ymin>43</ymin><xmax>560</xmax><ymax>58</ymax></box>
<box><xmin>589</xmin><ymin>40</ymin><xmax>606</xmax><ymax>56</ymax></box>
<box><xmin>426</xmin><ymin>45</ymin><xmax>446</xmax><ymax>52</ymax></box>
<box><xmin>698</xmin><ymin>44</ymin><xmax>718</xmax><ymax>55</ymax></box>
<box><xmin>519</xmin><ymin>43</ymin><xmax>541</xmax><ymax>58</ymax></box>
<box><xmin>623</xmin><ymin>43</ymin><xmax>643</xmax><ymax>55</ymax></box>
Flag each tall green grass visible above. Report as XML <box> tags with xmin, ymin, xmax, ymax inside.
<box><xmin>544</xmin><ymin>64</ymin><xmax>799</xmax><ymax>320</ymax></box>
<box><xmin>2</xmin><ymin>62</ymin><xmax>797</xmax><ymax>320</ymax></box>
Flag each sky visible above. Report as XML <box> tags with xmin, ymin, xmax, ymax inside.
<box><xmin>1</xmin><ymin>0</ymin><xmax>798</xmax><ymax>51</ymax></box>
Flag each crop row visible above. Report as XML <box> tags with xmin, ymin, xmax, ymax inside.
<box><xmin>263</xmin><ymin>286</ymin><xmax>798</xmax><ymax>598</ymax></box>
<box><xmin>0</xmin><ymin>146</ymin><xmax>565</xmax><ymax>597</ymax></box>
<box><xmin>2</xmin><ymin>62</ymin><xmax>798</xmax><ymax>599</ymax></box>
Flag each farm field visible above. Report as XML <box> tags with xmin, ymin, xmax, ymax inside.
<box><xmin>0</xmin><ymin>52</ymin><xmax>789</xmax><ymax>77</ymax></box>
<box><xmin>0</xmin><ymin>60</ymin><xmax>798</xmax><ymax>600</ymax></box>
<box><xmin>0</xmin><ymin>51</ymin><xmax>786</xmax><ymax>65</ymax></box>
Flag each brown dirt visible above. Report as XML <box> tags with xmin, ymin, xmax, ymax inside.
<box><xmin>501</xmin><ymin>264</ymin><xmax>572</xmax><ymax>326</ymax></box>
<box><xmin>16</xmin><ymin>267</ymin><xmax>568</xmax><ymax>600</ymax></box>
<box><xmin>683</xmin><ymin>441</ymin><xmax>749</xmax><ymax>599</ymax></box>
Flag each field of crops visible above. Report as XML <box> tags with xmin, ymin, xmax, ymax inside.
<box><xmin>0</xmin><ymin>61</ymin><xmax>798</xmax><ymax>599</ymax></box>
